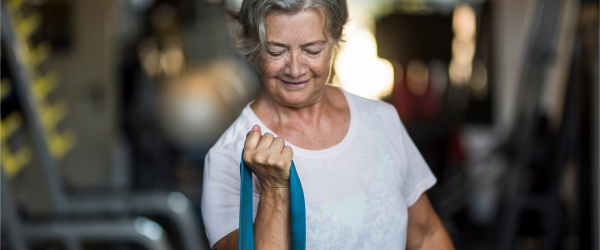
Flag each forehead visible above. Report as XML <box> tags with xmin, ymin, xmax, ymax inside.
<box><xmin>265</xmin><ymin>8</ymin><xmax>328</xmax><ymax>43</ymax></box>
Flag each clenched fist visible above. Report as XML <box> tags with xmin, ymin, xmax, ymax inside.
<box><xmin>243</xmin><ymin>125</ymin><xmax>293</xmax><ymax>191</ymax></box>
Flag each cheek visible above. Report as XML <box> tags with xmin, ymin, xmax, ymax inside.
<box><xmin>258</xmin><ymin>58</ymin><xmax>284</xmax><ymax>79</ymax></box>
<box><xmin>308</xmin><ymin>54</ymin><xmax>332</xmax><ymax>76</ymax></box>
<box><xmin>258</xmin><ymin>51</ymin><xmax>333</xmax><ymax>79</ymax></box>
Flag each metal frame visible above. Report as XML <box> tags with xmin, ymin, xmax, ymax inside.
<box><xmin>593</xmin><ymin>16</ymin><xmax>599</xmax><ymax>250</ymax></box>
<box><xmin>1</xmin><ymin>0</ymin><xmax>68</xmax><ymax>213</ymax></box>
<box><xmin>2</xmin><ymin>170</ymin><xmax>171</xmax><ymax>250</ymax></box>
<box><xmin>1</xmin><ymin>3</ymin><xmax>206</xmax><ymax>250</ymax></box>
<box><xmin>493</xmin><ymin>0</ymin><xmax>577</xmax><ymax>249</ymax></box>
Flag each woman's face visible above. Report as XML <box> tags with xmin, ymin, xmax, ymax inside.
<box><xmin>256</xmin><ymin>8</ymin><xmax>334</xmax><ymax>107</ymax></box>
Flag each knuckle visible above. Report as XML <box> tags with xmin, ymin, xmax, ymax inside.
<box><xmin>276</xmin><ymin>159</ymin><xmax>287</xmax><ymax>168</ymax></box>
<box><xmin>263</xmin><ymin>133</ymin><xmax>274</xmax><ymax>139</ymax></box>
<box><xmin>267</xmin><ymin>156</ymin><xmax>277</xmax><ymax>166</ymax></box>
<box><xmin>254</xmin><ymin>154</ymin><xmax>266</xmax><ymax>164</ymax></box>
<box><xmin>243</xmin><ymin>153</ymin><xmax>251</xmax><ymax>163</ymax></box>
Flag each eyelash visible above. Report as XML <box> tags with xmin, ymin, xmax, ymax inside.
<box><xmin>268</xmin><ymin>51</ymin><xmax>284</xmax><ymax>57</ymax></box>
<box><xmin>306</xmin><ymin>50</ymin><xmax>322</xmax><ymax>55</ymax></box>
<box><xmin>268</xmin><ymin>50</ymin><xmax>323</xmax><ymax>57</ymax></box>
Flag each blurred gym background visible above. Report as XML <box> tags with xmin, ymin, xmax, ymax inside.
<box><xmin>0</xmin><ymin>0</ymin><xmax>598</xmax><ymax>249</ymax></box>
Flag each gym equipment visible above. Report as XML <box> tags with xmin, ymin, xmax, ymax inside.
<box><xmin>1</xmin><ymin>169</ymin><xmax>171</xmax><ymax>250</ymax></box>
<box><xmin>1</xmin><ymin>1</ymin><xmax>207</xmax><ymax>249</ymax></box>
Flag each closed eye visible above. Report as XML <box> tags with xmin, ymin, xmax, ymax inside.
<box><xmin>305</xmin><ymin>50</ymin><xmax>323</xmax><ymax>56</ymax></box>
<box><xmin>268</xmin><ymin>51</ymin><xmax>285</xmax><ymax>57</ymax></box>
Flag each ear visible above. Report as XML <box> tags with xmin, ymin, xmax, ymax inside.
<box><xmin>242</xmin><ymin>27</ymin><xmax>248</xmax><ymax>39</ymax></box>
<box><xmin>330</xmin><ymin>44</ymin><xmax>340</xmax><ymax>61</ymax></box>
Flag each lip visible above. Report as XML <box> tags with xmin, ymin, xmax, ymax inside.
<box><xmin>279</xmin><ymin>79</ymin><xmax>309</xmax><ymax>89</ymax></box>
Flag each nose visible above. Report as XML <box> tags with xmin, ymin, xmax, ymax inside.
<box><xmin>284</xmin><ymin>52</ymin><xmax>307</xmax><ymax>78</ymax></box>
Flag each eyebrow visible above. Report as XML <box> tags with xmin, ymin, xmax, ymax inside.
<box><xmin>267</xmin><ymin>40</ymin><xmax>328</xmax><ymax>48</ymax></box>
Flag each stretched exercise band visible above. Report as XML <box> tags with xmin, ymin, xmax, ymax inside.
<box><xmin>239</xmin><ymin>150</ymin><xmax>306</xmax><ymax>250</ymax></box>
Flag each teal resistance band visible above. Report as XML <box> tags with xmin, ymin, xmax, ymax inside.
<box><xmin>239</xmin><ymin>150</ymin><xmax>306</xmax><ymax>250</ymax></box>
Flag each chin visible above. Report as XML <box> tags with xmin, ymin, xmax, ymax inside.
<box><xmin>263</xmin><ymin>79</ymin><xmax>327</xmax><ymax>106</ymax></box>
<box><xmin>277</xmin><ymin>91</ymin><xmax>314</xmax><ymax>106</ymax></box>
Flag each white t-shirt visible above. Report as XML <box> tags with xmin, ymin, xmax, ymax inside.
<box><xmin>201</xmin><ymin>88</ymin><xmax>437</xmax><ymax>249</ymax></box>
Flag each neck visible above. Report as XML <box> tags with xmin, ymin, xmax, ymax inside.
<box><xmin>251</xmin><ymin>87</ymin><xmax>334</xmax><ymax>128</ymax></box>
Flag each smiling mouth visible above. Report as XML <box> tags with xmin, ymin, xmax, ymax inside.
<box><xmin>280</xmin><ymin>79</ymin><xmax>309</xmax><ymax>84</ymax></box>
<box><xmin>280</xmin><ymin>79</ymin><xmax>309</xmax><ymax>89</ymax></box>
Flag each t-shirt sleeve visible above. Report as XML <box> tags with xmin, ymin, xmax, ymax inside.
<box><xmin>399</xmin><ymin>120</ymin><xmax>437</xmax><ymax>207</ymax></box>
<box><xmin>201</xmin><ymin>146</ymin><xmax>260</xmax><ymax>248</ymax></box>
<box><xmin>382</xmin><ymin>102</ymin><xmax>437</xmax><ymax>207</ymax></box>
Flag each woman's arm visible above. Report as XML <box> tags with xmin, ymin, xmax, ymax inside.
<box><xmin>214</xmin><ymin>125</ymin><xmax>293</xmax><ymax>250</ymax></box>
<box><xmin>213</xmin><ymin>188</ymin><xmax>291</xmax><ymax>250</ymax></box>
<box><xmin>406</xmin><ymin>193</ymin><xmax>455</xmax><ymax>250</ymax></box>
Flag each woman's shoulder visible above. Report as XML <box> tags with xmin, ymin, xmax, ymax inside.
<box><xmin>339</xmin><ymin>88</ymin><xmax>398</xmax><ymax>117</ymax></box>
<box><xmin>339</xmin><ymin>89</ymin><xmax>405</xmax><ymax>138</ymax></box>
<box><xmin>210</xmin><ymin>107</ymin><xmax>254</xmax><ymax>154</ymax></box>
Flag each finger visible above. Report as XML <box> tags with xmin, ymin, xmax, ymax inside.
<box><xmin>256</xmin><ymin>133</ymin><xmax>274</xmax><ymax>150</ymax></box>
<box><xmin>246</xmin><ymin>124</ymin><xmax>262</xmax><ymax>138</ymax></box>
<box><xmin>252</xmin><ymin>124</ymin><xmax>261</xmax><ymax>133</ymax></box>
<box><xmin>244</xmin><ymin>130</ymin><xmax>262</xmax><ymax>151</ymax></box>
<box><xmin>269</xmin><ymin>137</ymin><xmax>286</xmax><ymax>153</ymax></box>
<box><xmin>282</xmin><ymin>146</ymin><xmax>293</xmax><ymax>164</ymax></box>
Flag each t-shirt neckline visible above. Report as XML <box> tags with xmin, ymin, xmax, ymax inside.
<box><xmin>242</xmin><ymin>87</ymin><xmax>357</xmax><ymax>159</ymax></box>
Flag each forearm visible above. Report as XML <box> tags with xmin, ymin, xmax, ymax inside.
<box><xmin>411</xmin><ymin>224</ymin><xmax>454</xmax><ymax>250</ymax></box>
<box><xmin>212</xmin><ymin>188</ymin><xmax>291</xmax><ymax>250</ymax></box>
<box><xmin>254</xmin><ymin>188</ymin><xmax>291</xmax><ymax>249</ymax></box>
<box><xmin>406</xmin><ymin>194</ymin><xmax>455</xmax><ymax>250</ymax></box>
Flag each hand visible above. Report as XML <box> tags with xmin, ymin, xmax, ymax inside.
<box><xmin>243</xmin><ymin>125</ymin><xmax>293</xmax><ymax>191</ymax></box>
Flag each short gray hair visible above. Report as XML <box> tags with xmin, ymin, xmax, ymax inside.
<box><xmin>227</xmin><ymin>0</ymin><xmax>348</xmax><ymax>63</ymax></box>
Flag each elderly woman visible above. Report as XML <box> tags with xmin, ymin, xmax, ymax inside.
<box><xmin>201</xmin><ymin>0</ymin><xmax>454</xmax><ymax>249</ymax></box>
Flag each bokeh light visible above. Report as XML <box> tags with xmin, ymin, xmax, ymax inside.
<box><xmin>333</xmin><ymin>8</ymin><xmax>394</xmax><ymax>100</ymax></box>
<box><xmin>407</xmin><ymin>59</ymin><xmax>429</xmax><ymax>96</ymax></box>
<box><xmin>449</xmin><ymin>2</ymin><xmax>476</xmax><ymax>86</ymax></box>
